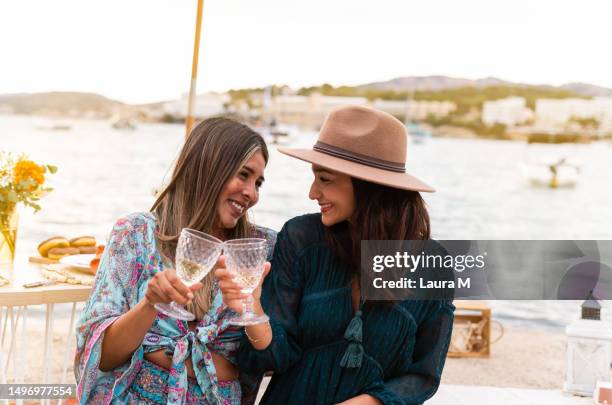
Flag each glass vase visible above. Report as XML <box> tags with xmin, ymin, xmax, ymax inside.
<box><xmin>0</xmin><ymin>208</ymin><xmax>18</xmax><ymax>278</ymax></box>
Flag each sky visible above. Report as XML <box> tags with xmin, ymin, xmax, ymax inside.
<box><xmin>1</xmin><ymin>0</ymin><xmax>611</xmax><ymax>104</ymax></box>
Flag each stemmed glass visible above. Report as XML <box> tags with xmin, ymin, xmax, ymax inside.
<box><xmin>224</xmin><ymin>238</ymin><xmax>269</xmax><ymax>325</ymax></box>
<box><xmin>154</xmin><ymin>228</ymin><xmax>223</xmax><ymax>321</ymax></box>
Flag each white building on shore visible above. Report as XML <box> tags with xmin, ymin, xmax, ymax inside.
<box><xmin>372</xmin><ymin>99</ymin><xmax>408</xmax><ymax>117</ymax></box>
<box><xmin>593</xmin><ymin>98</ymin><xmax>612</xmax><ymax>134</ymax></box>
<box><xmin>266</xmin><ymin>95</ymin><xmax>456</xmax><ymax>128</ymax></box>
<box><xmin>266</xmin><ymin>94</ymin><xmax>369</xmax><ymax>128</ymax></box>
<box><xmin>535</xmin><ymin>97</ymin><xmax>612</xmax><ymax>132</ymax></box>
<box><xmin>404</xmin><ymin>100</ymin><xmax>456</xmax><ymax>120</ymax></box>
<box><xmin>482</xmin><ymin>97</ymin><xmax>533</xmax><ymax>127</ymax></box>
<box><xmin>0</xmin><ymin>104</ymin><xmax>14</xmax><ymax>114</ymax></box>
<box><xmin>600</xmin><ymin>114</ymin><xmax>612</xmax><ymax>134</ymax></box>
<box><xmin>161</xmin><ymin>92</ymin><xmax>230</xmax><ymax>119</ymax></box>
<box><xmin>372</xmin><ymin>99</ymin><xmax>456</xmax><ymax>120</ymax></box>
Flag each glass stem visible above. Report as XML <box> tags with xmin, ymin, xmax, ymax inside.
<box><xmin>242</xmin><ymin>293</ymin><xmax>254</xmax><ymax>317</ymax></box>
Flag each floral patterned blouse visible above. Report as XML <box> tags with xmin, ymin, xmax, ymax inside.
<box><xmin>74</xmin><ymin>212</ymin><xmax>276</xmax><ymax>405</ymax></box>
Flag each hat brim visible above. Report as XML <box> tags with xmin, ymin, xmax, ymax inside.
<box><xmin>277</xmin><ymin>147</ymin><xmax>435</xmax><ymax>193</ymax></box>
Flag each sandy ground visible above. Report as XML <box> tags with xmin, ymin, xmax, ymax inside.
<box><xmin>442</xmin><ymin>327</ymin><xmax>567</xmax><ymax>390</ymax></box>
<box><xmin>1</xmin><ymin>317</ymin><xmax>77</xmax><ymax>385</ymax></box>
<box><xmin>1</xmin><ymin>316</ymin><xmax>569</xmax><ymax>392</ymax></box>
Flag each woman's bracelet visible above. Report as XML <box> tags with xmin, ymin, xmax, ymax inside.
<box><xmin>244</xmin><ymin>323</ymin><xmax>271</xmax><ymax>343</ymax></box>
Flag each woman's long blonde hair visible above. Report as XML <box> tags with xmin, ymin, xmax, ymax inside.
<box><xmin>151</xmin><ymin>117</ymin><xmax>268</xmax><ymax>320</ymax></box>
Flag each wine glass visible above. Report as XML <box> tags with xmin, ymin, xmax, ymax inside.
<box><xmin>224</xmin><ymin>238</ymin><xmax>269</xmax><ymax>325</ymax></box>
<box><xmin>154</xmin><ymin>228</ymin><xmax>223</xmax><ymax>321</ymax></box>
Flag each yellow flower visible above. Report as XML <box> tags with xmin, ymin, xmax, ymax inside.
<box><xmin>13</xmin><ymin>160</ymin><xmax>45</xmax><ymax>189</ymax></box>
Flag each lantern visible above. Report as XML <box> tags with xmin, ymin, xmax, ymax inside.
<box><xmin>564</xmin><ymin>291</ymin><xmax>612</xmax><ymax>396</ymax></box>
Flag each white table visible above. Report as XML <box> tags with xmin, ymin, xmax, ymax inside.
<box><xmin>0</xmin><ymin>258</ymin><xmax>92</xmax><ymax>404</ymax></box>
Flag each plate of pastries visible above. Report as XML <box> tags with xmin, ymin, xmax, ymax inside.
<box><xmin>35</xmin><ymin>236</ymin><xmax>104</xmax><ymax>275</ymax></box>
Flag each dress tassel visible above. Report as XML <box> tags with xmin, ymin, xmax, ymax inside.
<box><xmin>340</xmin><ymin>342</ymin><xmax>364</xmax><ymax>368</ymax></box>
<box><xmin>340</xmin><ymin>309</ymin><xmax>364</xmax><ymax>368</ymax></box>
<box><xmin>343</xmin><ymin>310</ymin><xmax>363</xmax><ymax>342</ymax></box>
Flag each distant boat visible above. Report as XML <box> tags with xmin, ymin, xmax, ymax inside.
<box><xmin>111</xmin><ymin>117</ymin><xmax>136</xmax><ymax>130</ymax></box>
<box><xmin>520</xmin><ymin>133</ymin><xmax>589</xmax><ymax>189</ymax></box>
<box><xmin>405</xmin><ymin>122</ymin><xmax>432</xmax><ymax>144</ymax></box>
<box><xmin>520</xmin><ymin>158</ymin><xmax>581</xmax><ymax>188</ymax></box>
<box><xmin>259</xmin><ymin>127</ymin><xmax>293</xmax><ymax>146</ymax></box>
<box><xmin>36</xmin><ymin>124</ymin><xmax>72</xmax><ymax>131</ymax></box>
<box><xmin>256</xmin><ymin>118</ymin><xmax>295</xmax><ymax>146</ymax></box>
<box><xmin>259</xmin><ymin>86</ymin><xmax>294</xmax><ymax>145</ymax></box>
<box><xmin>268</xmin><ymin>130</ymin><xmax>290</xmax><ymax>145</ymax></box>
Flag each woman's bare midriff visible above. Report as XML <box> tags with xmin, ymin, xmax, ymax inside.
<box><xmin>143</xmin><ymin>322</ymin><xmax>238</xmax><ymax>381</ymax></box>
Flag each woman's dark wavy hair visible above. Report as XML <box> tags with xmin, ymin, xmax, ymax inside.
<box><xmin>324</xmin><ymin>178</ymin><xmax>431</xmax><ymax>305</ymax></box>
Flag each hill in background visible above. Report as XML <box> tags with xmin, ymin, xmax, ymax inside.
<box><xmin>357</xmin><ymin>75</ymin><xmax>515</xmax><ymax>92</ymax></box>
<box><xmin>356</xmin><ymin>75</ymin><xmax>612</xmax><ymax>97</ymax></box>
<box><xmin>559</xmin><ymin>82</ymin><xmax>612</xmax><ymax>97</ymax></box>
<box><xmin>297</xmin><ymin>78</ymin><xmax>587</xmax><ymax>113</ymax></box>
<box><xmin>0</xmin><ymin>92</ymin><xmax>126</xmax><ymax>117</ymax></box>
<box><xmin>1</xmin><ymin>76</ymin><xmax>612</xmax><ymax>118</ymax></box>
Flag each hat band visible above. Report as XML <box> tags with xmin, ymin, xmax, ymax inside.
<box><xmin>313</xmin><ymin>141</ymin><xmax>406</xmax><ymax>173</ymax></box>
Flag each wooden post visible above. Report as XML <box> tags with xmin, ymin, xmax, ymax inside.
<box><xmin>185</xmin><ymin>0</ymin><xmax>205</xmax><ymax>138</ymax></box>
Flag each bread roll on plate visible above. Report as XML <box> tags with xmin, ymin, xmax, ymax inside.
<box><xmin>38</xmin><ymin>237</ymin><xmax>70</xmax><ymax>258</ymax></box>
<box><xmin>78</xmin><ymin>246</ymin><xmax>97</xmax><ymax>254</ymax></box>
<box><xmin>48</xmin><ymin>247</ymin><xmax>80</xmax><ymax>261</ymax></box>
<box><xmin>69</xmin><ymin>236</ymin><xmax>96</xmax><ymax>248</ymax></box>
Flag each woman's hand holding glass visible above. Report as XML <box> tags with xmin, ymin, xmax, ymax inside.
<box><xmin>153</xmin><ymin>229</ymin><xmax>224</xmax><ymax>321</ymax></box>
<box><xmin>145</xmin><ymin>267</ymin><xmax>203</xmax><ymax>308</ymax></box>
<box><xmin>214</xmin><ymin>257</ymin><xmax>271</xmax><ymax>317</ymax></box>
<box><xmin>220</xmin><ymin>238</ymin><xmax>270</xmax><ymax>325</ymax></box>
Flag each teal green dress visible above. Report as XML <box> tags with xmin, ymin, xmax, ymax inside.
<box><xmin>237</xmin><ymin>214</ymin><xmax>455</xmax><ymax>405</ymax></box>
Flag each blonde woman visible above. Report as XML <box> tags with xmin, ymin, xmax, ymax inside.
<box><xmin>75</xmin><ymin>117</ymin><xmax>276</xmax><ymax>405</ymax></box>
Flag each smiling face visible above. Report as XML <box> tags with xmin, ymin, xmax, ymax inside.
<box><xmin>215</xmin><ymin>150</ymin><xmax>266</xmax><ymax>233</ymax></box>
<box><xmin>308</xmin><ymin>164</ymin><xmax>356</xmax><ymax>226</ymax></box>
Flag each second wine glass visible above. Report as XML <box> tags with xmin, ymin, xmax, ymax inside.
<box><xmin>224</xmin><ymin>238</ymin><xmax>269</xmax><ymax>326</ymax></box>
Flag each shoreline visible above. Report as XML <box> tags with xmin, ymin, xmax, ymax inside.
<box><xmin>3</xmin><ymin>113</ymin><xmax>611</xmax><ymax>143</ymax></box>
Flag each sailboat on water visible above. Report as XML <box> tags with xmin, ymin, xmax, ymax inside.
<box><xmin>405</xmin><ymin>121</ymin><xmax>432</xmax><ymax>144</ymax></box>
<box><xmin>519</xmin><ymin>133</ymin><xmax>589</xmax><ymax>188</ymax></box>
<box><xmin>257</xmin><ymin>85</ymin><xmax>293</xmax><ymax>145</ymax></box>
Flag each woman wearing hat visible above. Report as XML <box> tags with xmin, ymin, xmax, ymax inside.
<box><xmin>216</xmin><ymin>105</ymin><xmax>454</xmax><ymax>404</ymax></box>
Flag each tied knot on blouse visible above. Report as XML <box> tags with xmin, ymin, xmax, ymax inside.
<box><xmin>144</xmin><ymin>316</ymin><xmax>225</xmax><ymax>405</ymax></box>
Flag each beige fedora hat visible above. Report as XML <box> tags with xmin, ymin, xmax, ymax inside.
<box><xmin>278</xmin><ymin>105</ymin><xmax>435</xmax><ymax>192</ymax></box>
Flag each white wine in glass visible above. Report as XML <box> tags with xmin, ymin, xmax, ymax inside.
<box><xmin>154</xmin><ymin>228</ymin><xmax>223</xmax><ymax>321</ymax></box>
<box><xmin>224</xmin><ymin>238</ymin><xmax>269</xmax><ymax>326</ymax></box>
